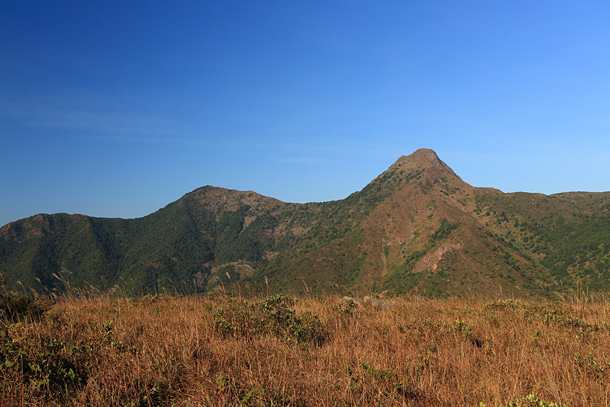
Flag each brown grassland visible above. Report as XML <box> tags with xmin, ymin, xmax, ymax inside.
<box><xmin>1</xmin><ymin>289</ymin><xmax>610</xmax><ymax>406</ymax></box>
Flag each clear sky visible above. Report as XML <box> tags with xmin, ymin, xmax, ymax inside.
<box><xmin>2</xmin><ymin>1</ymin><xmax>610</xmax><ymax>227</ymax></box>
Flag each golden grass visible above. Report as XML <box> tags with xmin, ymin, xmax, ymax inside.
<box><xmin>1</xmin><ymin>292</ymin><xmax>609</xmax><ymax>406</ymax></box>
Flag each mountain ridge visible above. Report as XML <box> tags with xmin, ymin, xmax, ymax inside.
<box><xmin>2</xmin><ymin>149</ymin><xmax>610</xmax><ymax>298</ymax></box>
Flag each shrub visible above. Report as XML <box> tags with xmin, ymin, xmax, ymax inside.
<box><xmin>0</xmin><ymin>323</ymin><xmax>87</xmax><ymax>401</ymax></box>
<box><xmin>506</xmin><ymin>393</ymin><xmax>566</xmax><ymax>407</ymax></box>
<box><xmin>213</xmin><ymin>294</ymin><xmax>326</xmax><ymax>345</ymax></box>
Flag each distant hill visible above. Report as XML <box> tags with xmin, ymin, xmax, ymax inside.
<box><xmin>2</xmin><ymin>149</ymin><xmax>610</xmax><ymax>298</ymax></box>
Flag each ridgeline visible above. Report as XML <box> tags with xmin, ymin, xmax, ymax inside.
<box><xmin>2</xmin><ymin>149</ymin><xmax>610</xmax><ymax>298</ymax></box>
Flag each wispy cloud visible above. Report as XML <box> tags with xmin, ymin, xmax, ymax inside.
<box><xmin>0</xmin><ymin>94</ymin><xmax>195</xmax><ymax>144</ymax></box>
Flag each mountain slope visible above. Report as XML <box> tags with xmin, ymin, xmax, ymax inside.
<box><xmin>2</xmin><ymin>149</ymin><xmax>610</xmax><ymax>298</ymax></box>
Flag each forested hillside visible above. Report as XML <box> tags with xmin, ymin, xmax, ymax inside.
<box><xmin>2</xmin><ymin>149</ymin><xmax>610</xmax><ymax>298</ymax></box>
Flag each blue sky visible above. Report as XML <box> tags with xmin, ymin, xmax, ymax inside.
<box><xmin>2</xmin><ymin>1</ymin><xmax>610</xmax><ymax>227</ymax></box>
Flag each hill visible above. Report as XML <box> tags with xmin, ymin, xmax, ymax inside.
<box><xmin>2</xmin><ymin>149</ymin><xmax>610</xmax><ymax>298</ymax></box>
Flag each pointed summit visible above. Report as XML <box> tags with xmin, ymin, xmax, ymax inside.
<box><xmin>379</xmin><ymin>149</ymin><xmax>461</xmax><ymax>185</ymax></box>
<box><xmin>404</xmin><ymin>148</ymin><xmax>441</xmax><ymax>163</ymax></box>
<box><xmin>391</xmin><ymin>148</ymin><xmax>441</xmax><ymax>169</ymax></box>
<box><xmin>386</xmin><ymin>148</ymin><xmax>456</xmax><ymax>175</ymax></box>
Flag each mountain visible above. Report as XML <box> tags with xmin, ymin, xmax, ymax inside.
<box><xmin>2</xmin><ymin>149</ymin><xmax>610</xmax><ymax>298</ymax></box>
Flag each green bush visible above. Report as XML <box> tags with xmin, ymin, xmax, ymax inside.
<box><xmin>0</xmin><ymin>323</ymin><xmax>87</xmax><ymax>400</ymax></box>
<box><xmin>506</xmin><ymin>393</ymin><xmax>566</xmax><ymax>407</ymax></box>
<box><xmin>213</xmin><ymin>294</ymin><xmax>326</xmax><ymax>345</ymax></box>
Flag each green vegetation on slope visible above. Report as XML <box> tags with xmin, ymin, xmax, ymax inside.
<box><xmin>2</xmin><ymin>150</ymin><xmax>610</xmax><ymax>298</ymax></box>
<box><xmin>475</xmin><ymin>190</ymin><xmax>610</xmax><ymax>294</ymax></box>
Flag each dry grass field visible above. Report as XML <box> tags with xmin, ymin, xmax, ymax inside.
<box><xmin>1</xmin><ymin>290</ymin><xmax>609</xmax><ymax>406</ymax></box>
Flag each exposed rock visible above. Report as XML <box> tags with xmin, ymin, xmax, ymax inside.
<box><xmin>341</xmin><ymin>296</ymin><xmax>360</xmax><ymax>306</ymax></box>
<box><xmin>412</xmin><ymin>242</ymin><xmax>462</xmax><ymax>274</ymax></box>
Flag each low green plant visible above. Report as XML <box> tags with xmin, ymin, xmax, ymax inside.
<box><xmin>453</xmin><ymin>319</ymin><xmax>483</xmax><ymax>347</ymax></box>
<box><xmin>240</xmin><ymin>386</ymin><xmax>265</xmax><ymax>406</ymax></box>
<box><xmin>332</xmin><ymin>297</ymin><xmax>359</xmax><ymax>315</ymax></box>
<box><xmin>213</xmin><ymin>294</ymin><xmax>326</xmax><ymax>345</ymax></box>
<box><xmin>0</xmin><ymin>323</ymin><xmax>87</xmax><ymax>400</ymax></box>
<box><xmin>479</xmin><ymin>393</ymin><xmax>566</xmax><ymax>407</ymax></box>
<box><xmin>506</xmin><ymin>393</ymin><xmax>566</xmax><ymax>407</ymax></box>
<box><xmin>574</xmin><ymin>352</ymin><xmax>606</xmax><ymax>379</ymax></box>
<box><xmin>342</xmin><ymin>362</ymin><xmax>419</xmax><ymax>400</ymax></box>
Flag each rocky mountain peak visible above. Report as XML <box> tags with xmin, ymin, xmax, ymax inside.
<box><xmin>390</xmin><ymin>148</ymin><xmax>442</xmax><ymax>170</ymax></box>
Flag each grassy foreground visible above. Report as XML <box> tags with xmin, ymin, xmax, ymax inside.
<box><xmin>1</xmin><ymin>291</ymin><xmax>610</xmax><ymax>406</ymax></box>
